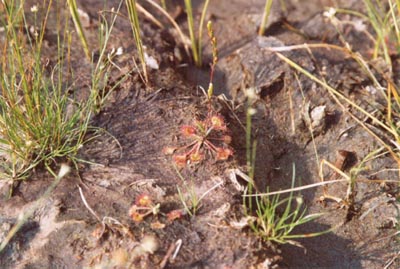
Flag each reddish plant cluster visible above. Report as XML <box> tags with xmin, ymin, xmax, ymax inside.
<box><xmin>128</xmin><ymin>193</ymin><xmax>186</xmax><ymax>224</ymax></box>
<box><xmin>129</xmin><ymin>193</ymin><xmax>160</xmax><ymax>222</ymax></box>
<box><xmin>164</xmin><ymin>112</ymin><xmax>234</xmax><ymax>168</ymax></box>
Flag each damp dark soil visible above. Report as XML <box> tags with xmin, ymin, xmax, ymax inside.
<box><xmin>1</xmin><ymin>0</ymin><xmax>400</xmax><ymax>268</ymax></box>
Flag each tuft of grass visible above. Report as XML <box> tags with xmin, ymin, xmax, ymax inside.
<box><xmin>90</xmin><ymin>2</ymin><xmax>128</xmax><ymax>113</ymax></box>
<box><xmin>175</xmin><ymin>168</ymin><xmax>202</xmax><ymax>218</ymax></box>
<box><xmin>362</xmin><ymin>0</ymin><xmax>400</xmax><ymax>66</ymax></box>
<box><xmin>247</xmin><ymin>164</ymin><xmax>332</xmax><ymax>246</ymax></box>
<box><xmin>0</xmin><ymin>1</ymin><xmax>92</xmax><ymax>194</ymax></box>
<box><xmin>0</xmin><ymin>1</ymin><xmax>122</xmax><ymax>196</ymax></box>
<box><xmin>125</xmin><ymin>0</ymin><xmax>148</xmax><ymax>83</ymax></box>
<box><xmin>242</xmin><ymin>87</ymin><xmax>328</xmax><ymax>245</ymax></box>
<box><xmin>333</xmin><ymin>0</ymin><xmax>400</xmax><ymax>72</ymax></box>
<box><xmin>173</xmin><ymin>164</ymin><xmax>223</xmax><ymax>218</ymax></box>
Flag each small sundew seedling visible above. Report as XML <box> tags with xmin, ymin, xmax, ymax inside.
<box><xmin>128</xmin><ymin>193</ymin><xmax>160</xmax><ymax>222</ymax></box>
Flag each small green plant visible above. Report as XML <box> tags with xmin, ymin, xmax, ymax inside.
<box><xmin>90</xmin><ymin>2</ymin><xmax>128</xmax><ymax>113</ymax></box>
<box><xmin>173</xmin><ymin>163</ymin><xmax>223</xmax><ymax>217</ymax></box>
<box><xmin>247</xmin><ymin>165</ymin><xmax>329</xmax><ymax>245</ymax></box>
<box><xmin>0</xmin><ymin>1</ymin><xmax>123</xmax><ymax>196</ymax></box>
<box><xmin>125</xmin><ymin>0</ymin><xmax>148</xmax><ymax>83</ymax></box>
<box><xmin>176</xmin><ymin>173</ymin><xmax>202</xmax><ymax>217</ymax></box>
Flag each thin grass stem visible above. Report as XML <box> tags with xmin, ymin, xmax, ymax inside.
<box><xmin>259</xmin><ymin>0</ymin><xmax>273</xmax><ymax>36</ymax></box>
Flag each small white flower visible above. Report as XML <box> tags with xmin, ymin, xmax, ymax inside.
<box><xmin>144</xmin><ymin>52</ymin><xmax>159</xmax><ymax>70</ymax></box>
<box><xmin>29</xmin><ymin>25</ymin><xmax>38</xmax><ymax>38</ymax></box>
<box><xmin>296</xmin><ymin>196</ymin><xmax>304</xmax><ymax>205</ymax></box>
<box><xmin>365</xmin><ymin>85</ymin><xmax>377</xmax><ymax>95</ymax></box>
<box><xmin>31</xmin><ymin>5</ymin><xmax>38</xmax><ymax>13</ymax></box>
<box><xmin>248</xmin><ymin>108</ymin><xmax>257</xmax><ymax>116</ymax></box>
<box><xmin>140</xmin><ymin>235</ymin><xmax>158</xmax><ymax>254</ymax></box>
<box><xmin>245</xmin><ymin>87</ymin><xmax>257</xmax><ymax>100</ymax></box>
<box><xmin>353</xmin><ymin>19</ymin><xmax>367</xmax><ymax>32</ymax></box>
<box><xmin>323</xmin><ymin>7</ymin><xmax>336</xmax><ymax>19</ymax></box>
<box><xmin>116</xmin><ymin>47</ymin><xmax>123</xmax><ymax>56</ymax></box>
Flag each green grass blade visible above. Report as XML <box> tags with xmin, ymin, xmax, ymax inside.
<box><xmin>66</xmin><ymin>0</ymin><xmax>91</xmax><ymax>61</ymax></box>
<box><xmin>259</xmin><ymin>0</ymin><xmax>273</xmax><ymax>36</ymax></box>
<box><xmin>184</xmin><ymin>0</ymin><xmax>199</xmax><ymax>66</ymax></box>
<box><xmin>125</xmin><ymin>0</ymin><xmax>148</xmax><ymax>83</ymax></box>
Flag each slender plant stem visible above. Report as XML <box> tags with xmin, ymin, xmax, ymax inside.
<box><xmin>259</xmin><ymin>0</ymin><xmax>273</xmax><ymax>36</ymax></box>
<box><xmin>197</xmin><ymin>0</ymin><xmax>211</xmax><ymax>66</ymax></box>
<box><xmin>67</xmin><ymin>0</ymin><xmax>91</xmax><ymax>61</ymax></box>
<box><xmin>126</xmin><ymin>0</ymin><xmax>148</xmax><ymax>83</ymax></box>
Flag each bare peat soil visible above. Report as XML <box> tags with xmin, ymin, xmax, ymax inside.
<box><xmin>1</xmin><ymin>0</ymin><xmax>400</xmax><ymax>268</ymax></box>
